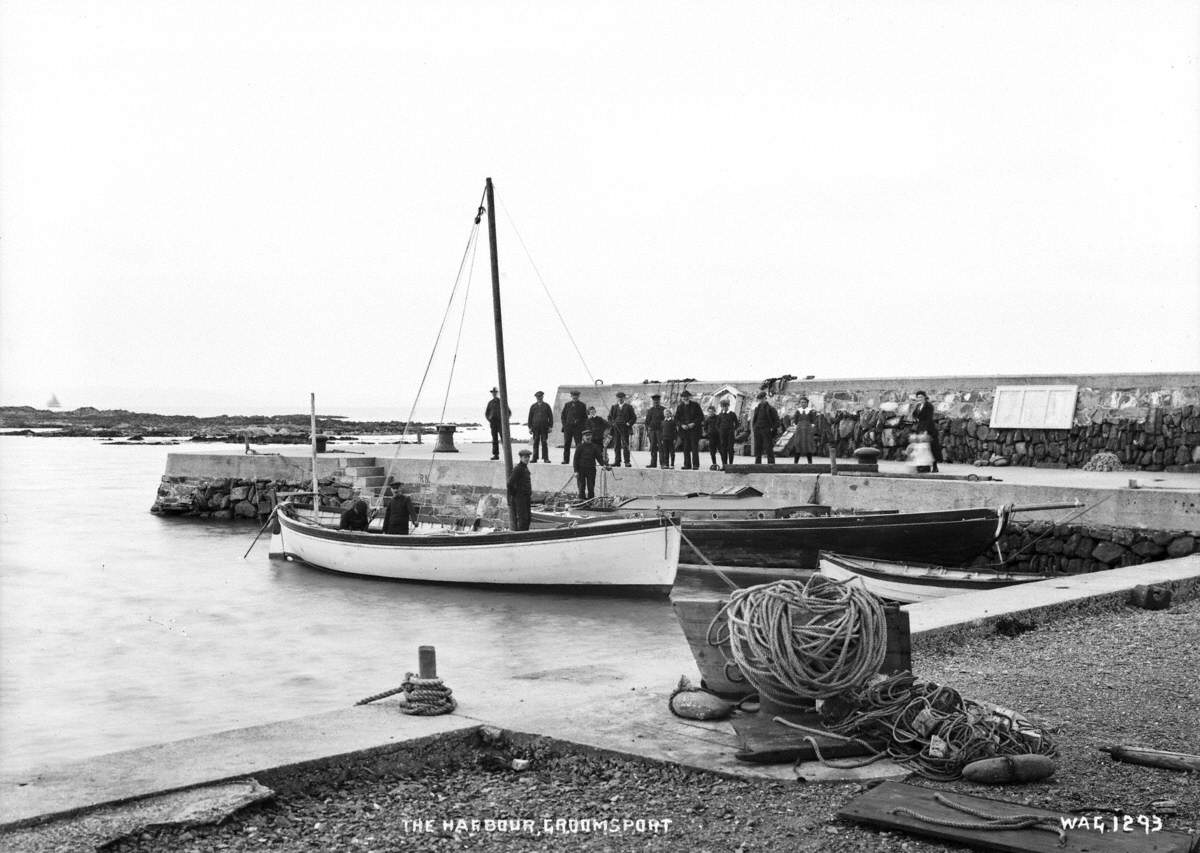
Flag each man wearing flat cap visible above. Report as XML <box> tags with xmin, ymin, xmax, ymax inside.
<box><xmin>560</xmin><ymin>390</ymin><xmax>587</xmax><ymax>464</ymax></box>
<box><xmin>644</xmin><ymin>393</ymin><xmax>666</xmax><ymax>468</ymax></box>
<box><xmin>527</xmin><ymin>391</ymin><xmax>553</xmax><ymax>463</ymax></box>
<box><xmin>507</xmin><ymin>448</ymin><xmax>533</xmax><ymax>530</ymax></box>
<box><xmin>573</xmin><ymin>429</ymin><xmax>610</xmax><ymax>500</ymax></box>
<box><xmin>751</xmin><ymin>390</ymin><xmax>781</xmax><ymax>464</ymax></box>
<box><xmin>484</xmin><ymin>387</ymin><xmax>510</xmax><ymax>461</ymax></box>
<box><xmin>674</xmin><ymin>389</ymin><xmax>704</xmax><ymax>470</ymax></box>
<box><xmin>608</xmin><ymin>391</ymin><xmax>637</xmax><ymax>467</ymax></box>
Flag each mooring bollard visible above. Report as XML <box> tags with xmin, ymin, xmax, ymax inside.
<box><xmin>418</xmin><ymin>645</ymin><xmax>438</xmax><ymax>678</ymax></box>
<box><xmin>433</xmin><ymin>424</ymin><xmax>458</xmax><ymax>453</ymax></box>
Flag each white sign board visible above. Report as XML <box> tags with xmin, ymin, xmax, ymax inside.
<box><xmin>991</xmin><ymin>385</ymin><xmax>1078</xmax><ymax>429</ymax></box>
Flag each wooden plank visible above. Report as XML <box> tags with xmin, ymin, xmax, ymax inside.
<box><xmin>839</xmin><ymin>781</ymin><xmax>1195</xmax><ymax>853</ymax></box>
<box><xmin>881</xmin><ymin>607</ymin><xmax>912</xmax><ymax>675</ymax></box>
<box><xmin>669</xmin><ymin>596</ymin><xmax>752</xmax><ymax>698</ymax></box>
<box><xmin>731</xmin><ymin>708</ymin><xmax>876</xmax><ymax>764</ymax></box>
<box><xmin>723</xmin><ymin>463</ymin><xmax>878</xmax><ymax>474</ymax></box>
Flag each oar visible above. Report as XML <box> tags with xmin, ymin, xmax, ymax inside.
<box><xmin>242</xmin><ymin>508</ymin><xmax>279</xmax><ymax>559</ymax></box>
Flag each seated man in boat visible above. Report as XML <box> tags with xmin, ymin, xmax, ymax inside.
<box><xmin>507</xmin><ymin>449</ymin><xmax>533</xmax><ymax>530</ymax></box>
<box><xmin>382</xmin><ymin>489</ymin><xmax>419</xmax><ymax>535</ymax></box>
<box><xmin>574</xmin><ymin>429</ymin><xmax>611</xmax><ymax>500</ymax></box>
<box><xmin>339</xmin><ymin>499</ymin><xmax>371</xmax><ymax>532</ymax></box>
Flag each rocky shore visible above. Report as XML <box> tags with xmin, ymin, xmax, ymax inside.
<box><xmin>0</xmin><ymin>406</ymin><xmax>466</xmax><ymax>442</ymax></box>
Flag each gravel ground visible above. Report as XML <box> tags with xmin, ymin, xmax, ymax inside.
<box><xmin>7</xmin><ymin>598</ymin><xmax>1199</xmax><ymax>853</ymax></box>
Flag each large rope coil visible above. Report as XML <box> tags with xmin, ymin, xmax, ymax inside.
<box><xmin>712</xmin><ymin>575</ymin><xmax>888</xmax><ymax>706</ymax></box>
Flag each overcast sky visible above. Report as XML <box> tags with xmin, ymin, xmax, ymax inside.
<box><xmin>2</xmin><ymin>1</ymin><xmax>1197</xmax><ymax>419</ymax></box>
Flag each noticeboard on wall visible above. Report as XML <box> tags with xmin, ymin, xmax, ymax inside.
<box><xmin>991</xmin><ymin>385</ymin><xmax>1079</xmax><ymax>429</ymax></box>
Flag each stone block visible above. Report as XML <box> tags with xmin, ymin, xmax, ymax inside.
<box><xmin>1110</xmin><ymin>527</ymin><xmax>1135</xmax><ymax>546</ymax></box>
<box><xmin>1131</xmin><ymin>539</ymin><xmax>1165</xmax><ymax>558</ymax></box>
<box><xmin>1091</xmin><ymin>541</ymin><xmax>1126</xmax><ymax>564</ymax></box>
<box><xmin>234</xmin><ymin>500</ymin><xmax>258</xmax><ymax>518</ymax></box>
<box><xmin>230</xmin><ymin>486</ymin><xmax>249</xmax><ymax>501</ymax></box>
<box><xmin>1167</xmin><ymin>536</ymin><xmax>1196</xmax><ymax>558</ymax></box>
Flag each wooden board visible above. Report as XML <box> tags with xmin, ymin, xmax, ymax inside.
<box><xmin>669</xmin><ymin>596</ymin><xmax>753</xmax><ymax>698</ymax></box>
<box><xmin>839</xmin><ymin>781</ymin><xmax>1196</xmax><ymax>853</ymax></box>
<box><xmin>732</xmin><ymin>708</ymin><xmax>876</xmax><ymax>764</ymax></box>
<box><xmin>723</xmin><ymin>463</ymin><xmax>878</xmax><ymax>474</ymax></box>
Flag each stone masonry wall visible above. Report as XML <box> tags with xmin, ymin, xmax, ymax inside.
<box><xmin>978</xmin><ymin>520</ymin><xmax>1199</xmax><ymax>575</ymax></box>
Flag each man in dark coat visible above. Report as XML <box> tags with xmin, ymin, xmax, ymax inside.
<box><xmin>484</xmin><ymin>388</ymin><xmax>510</xmax><ymax>461</ymax></box>
<box><xmin>560</xmin><ymin>390</ymin><xmax>587</xmax><ymax>464</ymax></box>
<box><xmin>660</xmin><ymin>410</ymin><xmax>678</xmax><ymax>469</ymax></box>
<box><xmin>382</xmin><ymin>490</ymin><xmax>419</xmax><ymax>535</ymax></box>
<box><xmin>339</xmin><ymin>499</ymin><xmax>370</xmax><ymax>531</ymax></box>
<box><xmin>584</xmin><ymin>406</ymin><xmax>608</xmax><ymax>444</ymax></box>
<box><xmin>715</xmin><ymin>398</ymin><xmax>739</xmax><ymax>468</ymax></box>
<box><xmin>507</xmin><ymin>448</ymin><xmax>533</xmax><ymax>530</ymax></box>
<box><xmin>574</xmin><ymin>430</ymin><xmax>610</xmax><ymax>500</ymax></box>
<box><xmin>607</xmin><ymin>391</ymin><xmax>637</xmax><ymax>467</ymax></box>
<box><xmin>910</xmin><ymin>390</ymin><xmax>941</xmax><ymax>473</ymax></box>
<box><xmin>644</xmin><ymin>393</ymin><xmax>665</xmax><ymax>468</ymax></box>
<box><xmin>674</xmin><ymin>389</ymin><xmax>704</xmax><ymax>470</ymax></box>
<box><xmin>751</xmin><ymin>391</ymin><xmax>781</xmax><ymax>464</ymax></box>
<box><xmin>527</xmin><ymin>391</ymin><xmax>553</xmax><ymax>463</ymax></box>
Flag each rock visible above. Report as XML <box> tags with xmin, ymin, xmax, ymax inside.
<box><xmin>1131</xmin><ymin>540</ymin><xmax>1166</xmax><ymax>558</ymax></box>
<box><xmin>212</xmin><ymin>509</ymin><xmax>233</xmax><ymax>520</ymax></box>
<box><xmin>1110</xmin><ymin>528</ymin><xmax>1135</xmax><ymax>546</ymax></box>
<box><xmin>234</xmin><ymin>500</ymin><xmax>258</xmax><ymax>518</ymax></box>
<box><xmin>1166</xmin><ymin>536</ymin><xmax>1196</xmax><ymax>558</ymax></box>
<box><xmin>1092</xmin><ymin>541</ymin><xmax>1127</xmax><ymax>564</ymax></box>
<box><xmin>229</xmin><ymin>486</ymin><xmax>249</xmax><ymax>501</ymax></box>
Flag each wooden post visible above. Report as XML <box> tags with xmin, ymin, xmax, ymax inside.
<box><xmin>310</xmin><ymin>393</ymin><xmax>320</xmax><ymax>520</ymax></box>
<box><xmin>485</xmin><ymin>178</ymin><xmax>516</xmax><ymax>528</ymax></box>
<box><xmin>418</xmin><ymin>646</ymin><xmax>438</xmax><ymax>679</ymax></box>
<box><xmin>829</xmin><ymin>445</ymin><xmax>838</xmax><ymax>476</ymax></box>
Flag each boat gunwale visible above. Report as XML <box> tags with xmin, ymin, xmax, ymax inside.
<box><xmin>821</xmin><ymin>552</ymin><xmax>1044</xmax><ymax>588</ymax></box>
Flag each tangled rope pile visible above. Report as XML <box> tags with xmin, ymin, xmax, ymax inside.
<box><xmin>355</xmin><ymin>673</ymin><xmax>457</xmax><ymax>716</ymax></box>
<box><xmin>818</xmin><ymin>671</ymin><xmax>1055</xmax><ymax>780</ymax></box>
<box><xmin>1081</xmin><ymin>451</ymin><xmax>1124</xmax><ymax>472</ymax></box>
<box><xmin>712</xmin><ymin>575</ymin><xmax>887</xmax><ymax>706</ymax></box>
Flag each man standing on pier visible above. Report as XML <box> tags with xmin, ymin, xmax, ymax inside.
<box><xmin>507</xmin><ymin>448</ymin><xmax>533</xmax><ymax>530</ymax></box>
<box><xmin>608</xmin><ymin>391</ymin><xmax>637</xmax><ymax>467</ymax></box>
<box><xmin>644</xmin><ymin>393</ymin><xmax>665</xmax><ymax>468</ymax></box>
<box><xmin>574</xmin><ymin>429</ymin><xmax>610</xmax><ymax>500</ymax></box>
<box><xmin>560</xmin><ymin>390</ymin><xmax>587</xmax><ymax>464</ymax></box>
<box><xmin>527</xmin><ymin>391</ymin><xmax>553</xmax><ymax>463</ymax></box>
<box><xmin>485</xmin><ymin>388</ymin><xmax>510</xmax><ymax>461</ymax></box>
<box><xmin>715</xmin><ymin>397</ymin><xmax>739</xmax><ymax>468</ymax></box>
<box><xmin>751</xmin><ymin>391</ymin><xmax>780</xmax><ymax>464</ymax></box>
<box><xmin>674</xmin><ymin>389</ymin><xmax>704</xmax><ymax>470</ymax></box>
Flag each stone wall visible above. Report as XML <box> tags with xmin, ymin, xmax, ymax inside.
<box><xmin>559</xmin><ymin>373</ymin><xmax>1200</xmax><ymax>472</ymax></box>
<box><xmin>979</xmin><ymin>521</ymin><xmax>1199</xmax><ymax>575</ymax></box>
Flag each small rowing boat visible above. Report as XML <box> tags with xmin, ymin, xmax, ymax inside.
<box><xmin>817</xmin><ymin>552</ymin><xmax>1044</xmax><ymax>603</ymax></box>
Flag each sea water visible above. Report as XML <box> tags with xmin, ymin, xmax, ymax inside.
<box><xmin>0</xmin><ymin>436</ymin><xmax>678</xmax><ymax>775</ymax></box>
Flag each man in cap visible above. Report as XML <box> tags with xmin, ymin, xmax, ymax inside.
<box><xmin>484</xmin><ymin>387</ymin><xmax>510</xmax><ymax>461</ymax></box>
<box><xmin>382</xmin><ymin>486</ymin><xmax>419</xmax><ymax>535</ymax></box>
<box><xmin>584</xmin><ymin>405</ymin><xmax>608</xmax><ymax>444</ymax></box>
<box><xmin>573</xmin><ymin>429</ymin><xmax>610</xmax><ymax>500</ymax></box>
<box><xmin>674</xmin><ymin>389</ymin><xmax>704</xmax><ymax>470</ymax></box>
<box><xmin>507</xmin><ymin>448</ymin><xmax>533</xmax><ymax>530</ymax></box>
<box><xmin>751</xmin><ymin>390</ymin><xmax>781</xmax><ymax>464</ymax></box>
<box><xmin>715</xmin><ymin>397</ymin><xmax>739</xmax><ymax>467</ymax></box>
<box><xmin>560</xmin><ymin>390</ymin><xmax>587</xmax><ymax>464</ymax></box>
<box><xmin>644</xmin><ymin>393</ymin><xmax>665</xmax><ymax>468</ymax></box>
<box><xmin>527</xmin><ymin>391</ymin><xmax>553</xmax><ymax>463</ymax></box>
<box><xmin>608</xmin><ymin>391</ymin><xmax>637</xmax><ymax>467</ymax></box>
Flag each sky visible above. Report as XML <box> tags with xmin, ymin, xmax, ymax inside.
<box><xmin>2</xmin><ymin>0</ymin><xmax>1198</xmax><ymax>420</ymax></box>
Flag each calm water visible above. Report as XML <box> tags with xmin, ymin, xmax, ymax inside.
<box><xmin>0</xmin><ymin>437</ymin><xmax>679</xmax><ymax>775</ymax></box>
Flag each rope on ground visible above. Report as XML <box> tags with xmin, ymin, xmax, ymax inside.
<box><xmin>354</xmin><ymin>672</ymin><xmax>457</xmax><ymax>715</ymax></box>
<box><xmin>713</xmin><ymin>575</ymin><xmax>887</xmax><ymax>706</ymax></box>
<box><xmin>892</xmin><ymin>793</ymin><xmax>1066</xmax><ymax>846</ymax></box>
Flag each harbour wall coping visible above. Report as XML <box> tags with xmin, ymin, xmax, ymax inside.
<box><xmin>162</xmin><ymin>454</ymin><xmax>1200</xmax><ymax>531</ymax></box>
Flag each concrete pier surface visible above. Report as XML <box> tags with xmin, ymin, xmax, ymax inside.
<box><xmin>5</xmin><ymin>553</ymin><xmax>1198</xmax><ymax>831</ymax></box>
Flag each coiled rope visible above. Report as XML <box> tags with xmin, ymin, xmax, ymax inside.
<box><xmin>355</xmin><ymin>672</ymin><xmax>457</xmax><ymax>716</ymax></box>
<box><xmin>818</xmin><ymin>671</ymin><xmax>1055</xmax><ymax>780</ymax></box>
<box><xmin>712</xmin><ymin>575</ymin><xmax>887</xmax><ymax>707</ymax></box>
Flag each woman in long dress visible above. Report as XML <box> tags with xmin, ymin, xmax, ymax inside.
<box><xmin>788</xmin><ymin>397</ymin><xmax>823</xmax><ymax>464</ymax></box>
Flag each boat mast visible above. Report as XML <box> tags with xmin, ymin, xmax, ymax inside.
<box><xmin>484</xmin><ymin>177</ymin><xmax>517</xmax><ymax>528</ymax></box>
<box><xmin>310</xmin><ymin>392</ymin><xmax>321</xmax><ymax>521</ymax></box>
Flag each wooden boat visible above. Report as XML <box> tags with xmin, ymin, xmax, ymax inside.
<box><xmin>271</xmin><ymin>503</ymin><xmax>680</xmax><ymax>593</ymax></box>
<box><xmin>818</xmin><ymin>552</ymin><xmax>1044</xmax><ymax>603</ymax></box>
<box><xmin>267</xmin><ymin>178</ymin><xmax>681</xmax><ymax>593</ymax></box>
<box><xmin>534</xmin><ymin>491</ymin><xmax>1010</xmax><ymax>568</ymax></box>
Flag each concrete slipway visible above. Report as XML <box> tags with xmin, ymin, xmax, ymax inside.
<box><xmin>3</xmin><ymin>553</ymin><xmax>1198</xmax><ymax>832</ymax></box>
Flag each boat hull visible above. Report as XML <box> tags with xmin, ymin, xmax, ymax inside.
<box><xmin>818</xmin><ymin>553</ymin><xmax>1043</xmax><ymax>603</ymax></box>
<box><xmin>272</xmin><ymin>506</ymin><xmax>680</xmax><ymax>592</ymax></box>
<box><xmin>534</xmin><ymin>507</ymin><xmax>1004</xmax><ymax>568</ymax></box>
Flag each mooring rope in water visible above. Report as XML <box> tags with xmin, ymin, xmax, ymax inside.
<box><xmin>713</xmin><ymin>575</ymin><xmax>887</xmax><ymax>706</ymax></box>
<box><xmin>355</xmin><ymin>672</ymin><xmax>457</xmax><ymax>715</ymax></box>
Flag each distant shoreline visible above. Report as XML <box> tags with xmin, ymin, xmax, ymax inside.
<box><xmin>0</xmin><ymin>405</ymin><xmax>481</xmax><ymax>440</ymax></box>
